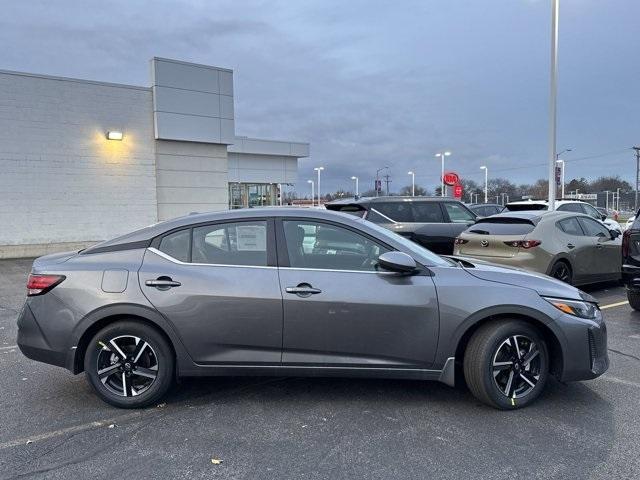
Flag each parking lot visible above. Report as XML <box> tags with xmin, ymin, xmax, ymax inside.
<box><xmin>1</xmin><ymin>258</ymin><xmax>639</xmax><ymax>479</ymax></box>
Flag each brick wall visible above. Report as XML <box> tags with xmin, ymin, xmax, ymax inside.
<box><xmin>0</xmin><ymin>71</ymin><xmax>158</xmax><ymax>255</ymax></box>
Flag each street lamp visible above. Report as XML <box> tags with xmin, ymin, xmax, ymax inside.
<box><xmin>408</xmin><ymin>171</ymin><xmax>415</xmax><ymax>196</ymax></box>
<box><xmin>351</xmin><ymin>176</ymin><xmax>359</xmax><ymax>197</ymax></box>
<box><xmin>307</xmin><ymin>179</ymin><xmax>315</xmax><ymax>207</ymax></box>
<box><xmin>480</xmin><ymin>165</ymin><xmax>488</xmax><ymax>203</ymax></box>
<box><xmin>547</xmin><ymin>0</ymin><xmax>560</xmax><ymax>211</ymax></box>
<box><xmin>313</xmin><ymin>167</ymin><xmax>324</xmax><ymax>205</ymax></box>
<box><xmin>435</xmin><ymin>152</ymin><xmax>451</xmax><ymax>197</ymax></box>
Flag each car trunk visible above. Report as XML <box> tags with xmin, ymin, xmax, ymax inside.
<box><xmin>456</xmin><ymin>216</ymin><xmax>538</xmax><ymax>258</ymax></box>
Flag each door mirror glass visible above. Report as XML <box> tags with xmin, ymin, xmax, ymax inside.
<box><xmin>609</xmin><ymin>229</ymin><xmax>620</xmax><ymax>240</ymax></box>
<box><xmin>378</xmin><ymin>251</ymin><xmax>417</xmax><ymax>273</ymax></box>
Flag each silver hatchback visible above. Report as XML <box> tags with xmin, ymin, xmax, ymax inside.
<box><xmin>18</xmin><ymin>208</ymin><xmax>608</xmax><ymax>410</ymax></box>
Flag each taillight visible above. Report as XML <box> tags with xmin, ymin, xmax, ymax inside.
<box><xmin>454</xmin><ymin>238</ymin><xmax>468</xmax><ymax>245</ymax></box>
<box><xmin>26</xmin><ymin>274</ymin><xmax>65</xmax><ymax>296</ymax></box>
<box><xmin>503</xmin><ymin>240</ymin><xmax>541</xmax><ymax>249</ymax></box>
<box><xmin>622</xmin><ymin>230</ymin><xmax>631</xmax><ymax>258</ymax></box>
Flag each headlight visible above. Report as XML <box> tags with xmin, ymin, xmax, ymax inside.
<box><xmin>543</xmin><ymin>297</ymin><xmax>599</xmax><ymax>319</ymax></box>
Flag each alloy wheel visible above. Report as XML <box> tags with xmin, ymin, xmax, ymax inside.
<box><xmin>552</xmin><ymin>264</ymin><xmax>571</xmax><ymax>283</ymax></box>
<box><xmin>96</xmin><ymin>335</ymin><xmax>158</xmax><ymax>397</ymax></box>
<box><xmin>492</xmin><ymin>335</ymin><xmax>541</xmax><ymax>399</ymax></box>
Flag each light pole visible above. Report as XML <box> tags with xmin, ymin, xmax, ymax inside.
<box><xmin>307</xmin><ymin>180</ymin><xmax>315</xmax><ymax>206</ymax></box>
<box><xmin>547</xmin><ymin>0</ymin><xmax>560</xmax><ymax>211</ymax></box>
<box><xmin>375</xmin><ymin>166</ymin><xmax>389</xmax><ymax>197</ymax></box>
<box><xmin>616</xmin><ymin>187</ymin><xmax>621</xmax><ymax>211</ymax></box>
<box><xmin>408</xmin><ymin>171</ymin><xmax>415</xmax><ymax>196</ymax></box>
<box><xmin>480</xmin><ymin>165</ymin><xmax>488</xmax><ymax>203</ymax></box>
<box><xmin>435</xmin><ymin>151</ymin><xmax>451</xmax><ymax>196</ymax></box>
<box><xmin>314</xmin><ymin>167</ymin><xmax>324</xmax><ymax>206</ymax></box>
<box><xmin>351</xmin><ymin>176</ymin><xmax>359</xmax><ymax>197</ymax></box>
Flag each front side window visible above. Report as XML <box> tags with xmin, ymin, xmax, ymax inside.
<box><xmin>444</xmin><ymin>203</ymin><xmax>475</xmax><ymax>223</ymax></box>
<box><xmin>412</xmin><ymin>202</ymin><xmax>445</xmax><ymax>223</ymax></box>
<box><xmin>159</xmin><ymin>229</ymin><xmax>190</xmax><ymax>262</ymax></box>
<box><xmin>581</xmin><ymin>203</ymin><xmax>601</xmax><ymax>220</ymax></box>
<box><xmin>192</xmin><ymin>221</ymin><xmax>268</xmax><ymax>266</ymax></box>
<box><xmin>577</xmin><ymin>217</ymin><xmax>609</xmax><ymax>238</ymax></box>
<box><xmin>283</xmin><ymin>220</ymin><xmax>390</xmax><ymax>271</ymax></box>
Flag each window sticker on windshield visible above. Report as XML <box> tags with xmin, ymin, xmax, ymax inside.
<box><xmin>236</xmin><ymin>225</ymin><xmax>266</xmax><ymax>251</ymax></box>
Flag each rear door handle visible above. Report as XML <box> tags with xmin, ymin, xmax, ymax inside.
<box><xmin>567</xmin><ymin>243</ymin><xmax>575</xmax><ymax>249</ymax></box>
<box><xmin>145</xmin><ymin>278</ymin><xmax>181</xmax><ymax>289</ymax></box>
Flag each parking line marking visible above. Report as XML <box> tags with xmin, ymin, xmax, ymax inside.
<box><xmin>0</xmin><ymin>412</ymin><xmax>143</xmax><ymax>450</ymax></box>
<box><xmin>600</xmin><ymin>375</ymin><xmax>640</xmax><ymax>389</ymax></box>
<box><xmin>0</xmin><ymin>345</ymin><xmax>18</xmax><ymax>351</ymax></box>
<box><xmin>600</xmin><ymin>301</ymin><xmax>629</xmax><ymax>310</ymax></box>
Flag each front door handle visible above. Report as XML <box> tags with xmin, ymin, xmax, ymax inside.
<box><xmin>285</xmin><ymin>283</ymin><xmax>322</xmax><ymax>297</ymax></box>
<box><xmin>145</xmin><ymin>277</ymin><xmax>181</xmax><ymax>289</ymax></box>
<box><xmin>567</xmin><ymin>243</ymin><xmax>575</xmax><ymax>249</ymax></box>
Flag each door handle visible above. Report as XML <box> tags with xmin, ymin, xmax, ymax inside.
<box><xmin>145</xmin><ymin>278</ymin><xmax>181</xmax><ymax>289</ymax></box>
<box><xmin>285</xmin><ymin>284</ymin><xmax>322</xmax><ymax>297</ymax></box>
<box><xmin>567</xmin><ymin>243</ymin><xmax>575</xmax><ymax>249</ymax></box>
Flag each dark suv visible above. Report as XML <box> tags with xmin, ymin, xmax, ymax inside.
<box><xmin>325</xmin><ymin>196</ymin><xmax>477</xmax><ymax>254</ymax></box>
<box><xmin>622</xmin><ymin>212</ymin><xmax>640</xmax><ymax>309</ymax></box>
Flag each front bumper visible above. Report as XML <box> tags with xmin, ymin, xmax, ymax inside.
<box><xmin>556</xmin><ymin>308</ymin><xmax>609</xmax><ymax>382</ymax></box>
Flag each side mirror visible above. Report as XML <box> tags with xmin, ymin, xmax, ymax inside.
<box><xmin>601</xmin><ymin>214</ymin><xmax>607</xmax><ymax>221</ymax></box>
<box><xmin>378</xmin><ymin>251</ymin><xmax>417</xmax><ymax>274</ymax></box>
<box><xmin>609</xmin><ymin>229</ymin><xmax>620</xmax><ymax>240</ymax></box>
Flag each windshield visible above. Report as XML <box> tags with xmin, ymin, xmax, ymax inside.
<box><xmin>353</xmin><ymin>216</ymin><xmax>451</xmax><ymax>267</ymax></box>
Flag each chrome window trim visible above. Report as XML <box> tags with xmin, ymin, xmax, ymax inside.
<box><xmin>278</xmin><ymin>266</ymin><xmax>396</xmax><ymax>275</ymax></box>
<box><xmin>148</xmin><ymin>247</ymin><xmax>276</xmax><ymax>270</ymax></box>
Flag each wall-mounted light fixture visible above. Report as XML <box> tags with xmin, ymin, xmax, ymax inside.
<box><xmin>106</xmin><ymin>131</ymin><xmax>123</xmax><ymax>141</ymax></box>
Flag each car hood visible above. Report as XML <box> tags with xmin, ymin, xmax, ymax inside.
<box><xmin>449</xmin><ymin>256</ymin><xmax>597</xmax><ymax>303</ymax></box>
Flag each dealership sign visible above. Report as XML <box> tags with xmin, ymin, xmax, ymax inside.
<box><xmin>453</xmin><ymin>184</ymin><xmax>463</xmax><ymax>199</ymax></box>
<box><xmin>442</xmin><ymin>172</ymin><xmax>459</xmax><ymax>186</ymax></box>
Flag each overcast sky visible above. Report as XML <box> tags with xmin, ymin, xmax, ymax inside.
<box><xmin>2</xmin><ymin>0</ymin><xmax>638</xmax><ymax>194</ymax></box>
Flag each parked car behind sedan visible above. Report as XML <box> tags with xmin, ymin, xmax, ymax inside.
<box><xmin>468</xmin><ymin>203</ymin><xmax>504</xmax><ymax>217</ymax></box>
<box><xmin>325</xmin><ymin>196</ymin><xmax>477</xmax><ymax>254</ymax></box>
<box><xmin>622</xmin><ymin>212</ymin><xmax>640</xmax><ymax>309</ymax></box>
<box><xmin>18</xmin><ymin>208</ymin><xmax>608</xmax><ymax>410</ymax></box>
<box><xmin>454</xmin><ymin>211</ymin><xmax>621</xmax><ymax>286</ymax></box>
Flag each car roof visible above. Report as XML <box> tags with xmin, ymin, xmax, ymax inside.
<box><xmin>469</xmin><ymin>203</ymin><xmax>503</xmax><ymax>207</ymax></box>
<box><xmin>477</xmin><ymin>210</ymin><xmax>586</xmax><ymax>222</ymax></box>
<box><xmin>82</xmin><ymin>207</ymin><xmax>356</xmax><ymax>253</ymax></box>
<box><xmin>506</xmin><ymin>199</ymin><xmax>588</xmax><ymax>206</ymax></box>
<box><xmin>327</xmin><ymin>196</ymin><xmax>458</xmax><ymax>205</ymax></box>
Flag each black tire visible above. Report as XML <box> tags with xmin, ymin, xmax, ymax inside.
<box><xmin>628</xmin><ymin>289</ymin><xmax>640</xmax><ymax>311</ymax></box>
<box><xmin>84</xmin><ymin>321</ymin><xmax>174</xmax><ymax>408</ymax></box>
<box><xmin>550</xmin><ymin>261</ymin><xmax>572</xmax><ymax>285</ymax></box>
<box><xmin>463</xmin><ymin>319</ymin><xmax>549</xmax><ymax>410</ymax></box>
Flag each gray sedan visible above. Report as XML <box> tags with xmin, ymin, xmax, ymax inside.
<box><xmin>17</xmin><ymin>208</ymin><xmax>608</xmax><ymax>410</ymax></box>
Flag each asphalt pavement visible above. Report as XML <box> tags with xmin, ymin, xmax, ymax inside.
<box><xmin>1</xmin><ymin>258</ymin><xmax>639</xmax><ymax>479</ymax></box>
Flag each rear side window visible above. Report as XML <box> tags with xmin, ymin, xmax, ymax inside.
<box><xmin>192</xmin><ymin>221</ymin><xmax>268</xmax><ymax>266</ymax></box>
<box><xmin>443</xmin><ymin>203</ymin><xmax>475</xmax><ymax>223</ymax></box>
<box><xmin>159</xmin><ymin>229</ymin><xmax>190</xmax><ymax>262</ymax></box>
<box><xmin>557</xmin><ymin>217</ymin><xmax>584</xmax><ymax>236</ymax></box>
<box><xmin>373</xmin><ymin>203</ymin><xmax>414</xmax><ymax>222</ymax></box>
<box><xmin>467</xmin><ymin>219</ymin><xmax>535</xmax><ymax>235</ymax></box>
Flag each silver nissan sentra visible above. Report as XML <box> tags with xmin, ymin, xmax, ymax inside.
<box><xmin>17</xmin><ymin>208</ymin><xmax>608</xmax><ymax>410</ymax></box>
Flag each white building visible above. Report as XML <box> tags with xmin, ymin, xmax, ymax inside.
<box><xmin>0</xmin><ymin>57</ymin><xmax>309</xmax><ymax>258</ymax></box>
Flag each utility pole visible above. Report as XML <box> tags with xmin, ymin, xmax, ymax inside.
<box><xmin>547</xmin><ymin>0</ymin><xmax>560</xmax><ymax>211</ymax></box>
<box><xmin>633</xmin><ymin>146</ymin><xmax>640</xmax><ymax>212</ymax></box>
<box><xmin>383</xmin><ymin>174</ymin><xmax>392</xmax><ymax>196</ymax></box>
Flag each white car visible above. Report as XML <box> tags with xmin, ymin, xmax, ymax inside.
<box><xmin>626</xmin><ymin>216</ymin><xmax>635</xmax><ymax>231</ymax></box>
<box><xmin>505</xmin><ymin>199</ymin><xmax>622</xmax><ymax>232</ymax></box>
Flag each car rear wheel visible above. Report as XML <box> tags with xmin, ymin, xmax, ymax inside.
<box><xmin>463</xmin><ymin>320</ymin><xmax>549</xmax><ymax>410</ymax></box>
<box><xmin>84</xmin><ymin>321</ymin><xmax>174</xmax><ymax>408</ymax></box>
<box><xmin>627</xmin><ymin>289</ymin><xmax>640</xmax><ymax>311</ymax></box>
<box><xmin>550</xmin><ymin>261</ymin><xmax>572</xmax><ymax>284</ymax></box>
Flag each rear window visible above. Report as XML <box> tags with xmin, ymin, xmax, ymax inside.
<box><xmin>466</xmin><ymin>218</ymin><xmax>536</xmax><ymax>235</ymax></box>
<box><xmin>505</xmin><ymin>203</ymin><xmax>547</xmax><ymax>212</ymax></box>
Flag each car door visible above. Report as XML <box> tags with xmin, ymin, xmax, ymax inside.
<box><xmin>276</xmin><ymin>218</ymin><xmax>440</xmax><ymax>368</ymax></box>
<box><xmin>139</xmin><ymin>219</ymin><xmax>283</xmax><ymax>364</ymax></box>
<box><xmin>576</xmin><ymin>216</ymin><xmax>621</xmax><ymax>280</ymax></box>
<box><xmin>555</xmin><ymin>216</ymin><xmax>594</xmax><ymax>283</ymax></box>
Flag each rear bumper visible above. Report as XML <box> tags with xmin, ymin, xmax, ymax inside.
<box><xmin>621</xmin><ymin>264</ymin><xmax>640</xmax><ymax>289</ymax></box>
<box><xmin>17</xmin><ymin>302</ymin><xmax>69</xmax><ymax>370</ymax></box>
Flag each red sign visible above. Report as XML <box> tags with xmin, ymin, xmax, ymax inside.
<box><xmin>453</xmin><ymin>183</ymin><xmax>463</xmax><ymax>199</ymax></box>
<box><xmin>443</xmin><ymin>172</ymin><xmax>459</xmax><ymax>186</ymax></box>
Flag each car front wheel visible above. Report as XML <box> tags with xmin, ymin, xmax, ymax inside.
<box><xmin>463</xmin><ymin>319</ymin><xmax>549</xmax><ymax>409</ymax></box>
<box><xmin>84</xmin><ymin>321</ymin><xmax>174</xmax><ymax>408</ymax></box>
